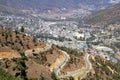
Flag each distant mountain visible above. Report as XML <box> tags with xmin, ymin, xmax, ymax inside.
<box><xmin>0</xmin><ymin>0</ymin><xmax>119</xmax><ymax>12</ymax></box>
<box><xmin>84</xmin><ymin>3</ymin><xmax>120</xmax><ymax>26</ymax></box>
<box><xmin>0</xmin><ymin>4</ymin><xmax>24</xmax><ymax>16</ymax></box>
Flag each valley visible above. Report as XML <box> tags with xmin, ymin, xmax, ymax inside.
<box><xmin>0</xmin><ymin>0</ymin><xmax>120</xmax><ymax>80</ymax></box>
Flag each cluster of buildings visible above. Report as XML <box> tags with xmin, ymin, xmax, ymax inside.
<box><xmin>0</xmin><ymin>14</ymin><xmax>120</xmax><ymax>63</ymax></box>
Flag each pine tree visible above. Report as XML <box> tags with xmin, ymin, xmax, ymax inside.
<box><xmin>21</xmin><ymin>26</ymin><xmax>24</xmax><ymax>32</ymax></box>
<box><xmin>13</xmin><ymin>51</ymin><xmax>28</xmax><ymax>80</ymax></box>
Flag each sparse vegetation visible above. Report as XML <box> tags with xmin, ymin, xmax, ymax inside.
<box><xmin>83</xmin><ymin>56</ymin><xmax>120</xmax><ymax>80</ymax></box>
<box><xmin>0</xmin><ymin>68</ymin><xmax>23</xmax><ymax>80</ymax></box>
<box><xmin>56</xmin><ymin>46</ymin><xmax>83</xmax><ymax>57</ymax></box>
<box><xmin>84</xmin><ymin>3</ymin><xmax>120</xmax><ymax>26</ymax></box>
<box><xmin>13</xmin><ymin>52</ymin><xmax>28</xmax><ymax>80</ymax></box>
<box><xmin>0</xmin><ymin>26</ymin><xmax>46</xmax><ymax>52</ymax></box>
<box><xmin>51</xmin><ymin>72</ymin><xmax>57</xmax><ymax>80</ymax></box>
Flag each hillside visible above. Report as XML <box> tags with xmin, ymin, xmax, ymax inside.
<box><xmin>0</xmin><ymin>26</ymin><xmax>46</xmax><ymax>58</ymax></box>
<box><xmin>0</xmin><ymin>4</ymin><xmax>24</xmax><ymax>16</ymax></box>
<box><xmin>0</xmin><ymin>26</ymin><xmax>62</xmax><ymax>79</ymax></box>
<box><xmin>0</xmin><ymin>46</ymin><xmax>65</xmax><ymax>80</ymax></box>
<box><xmin>84</xmin><ymin>3</ymin><xmax>120</xmax><ymax>26</ymax></box>
<box><xmin>0</xmin><ymin>26</ymin><xmax>85</xmax><ymax>80</ymax></box>
<box><xmin>83</xmin><ymin>56</ymin><xmax>120</xmax><ymax>80</ymax></box>
<box><xmin>0</xmin><ymin>0</ymin><xmax>117</xmax><ymax>12</ymax></box>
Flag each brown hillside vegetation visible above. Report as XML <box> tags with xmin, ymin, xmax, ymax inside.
<box><xmin>0</xmin><ymin>26</ymin><xmax>86</xmax><ymax>80</ymax></box>
<box><xmin>83</xmin><ymin>56</ymin><xmax>120</xmax><ymax>80</ymax></box>
<box><xmin>61</xmin><ymin>54</ymin><xmax>85</xmax><ymax>74</ymax></box>
<box><xmin>0</xmin><ymin>26</ymin><xmax>65</xmax><ymax>79</ymax></box>
<box><xmin>84</xmin><ymin>3</ymin><xmax>120</xmax><ymax>26</ymax></box>
<box><xmin>0</xmin><ymin>45</ymin><xmax>64</xmax><ymax>80</ymax></box>
<box><xmin>0</xmin><ymin>26</ymin><xmax>46</xmax><ymax>58</ymax></box>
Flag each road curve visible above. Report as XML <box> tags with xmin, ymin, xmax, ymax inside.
<box><xmin>54</xmin><ymin>50</ymin><xmax>70</xmax><ymax>77</ymax></box>
<box><xmin>0</xmin><ymin>43</ymin><xmax>52</xmax><ymax>59</ymax></box>
<box><xmin>25</xmin><ymin>43</ymin><xmax>52</xmax><ymax>56</ymax></box>
<box><xmin>60</xmin><ymin>52</ymin><xmax>91</xmax><ymax>79</ymax></box>
<box><xmin>54</xmin><ymin>42</ymin><xmax>92</xmax><ymax>79</ymax></box>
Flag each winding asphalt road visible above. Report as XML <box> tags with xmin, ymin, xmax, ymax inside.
<box><xmin>54</xmin><ymin>41</ymin><xmax>92</xmax><ymax>79</ymax></box>
<box><xmin>54</xmin><ymin>50</ymin><xmax>70</xmax><ymax>77</ymax></box>
<box><xmin>0</xmin><ymin>43</ymin><xmax>52</xmax><ymax>59</ymax></box>
<box><xmin>60</xmin><ymin>52</ymin><xmax>91</xmax><ymax>79</ymax></box>
<box><xmin>25</xmin><ymin>43</ymin><xmax>52</xmax><ymax>56</ymax></box>
<box><xmin>0</xmin><ymin>39</ymin><xmax>92</xmax><ymax>79</ymax></box>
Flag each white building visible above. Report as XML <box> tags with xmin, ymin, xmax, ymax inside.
<box><xmin>73</xmin><ymin>32</ymin><xmax>85</xmax><ymax>39</ymax></box>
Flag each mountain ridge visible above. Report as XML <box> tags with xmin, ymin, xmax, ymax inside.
<box><xmin>0</xmin><ymin>0</ymin><xmax>118</xmax><ymax>12</ymax></box>
<box><xmin>0</xmin><ymin>4</ymin><xmax>24</xmax><ymax>16</ymax></box>
<box><xmin>84</xmin><ymin>3</ymin><xmax>120</xmax><ymax>26</ymax></box>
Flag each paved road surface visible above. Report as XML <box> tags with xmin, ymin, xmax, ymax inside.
<box><xmin>25</xmin><ymin>43</ymin><xmax>52</xmax><ymax>56</ymax></box>
<box><xmin>54</xmin><ymin>41</ymin><xmax>92</xmax><ymax>79</ymax></box>
<box><xmin>54</xmin><ymin>50</ymin><xmax>70</xmax><ymax>77</ymax></box>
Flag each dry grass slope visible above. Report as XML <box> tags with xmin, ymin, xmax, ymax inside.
<box><xmin>0</xmin><ymin>26</ymin><xmax>46</xmax><ymax>58</ymax></box>
<box><xmin>84</xmin><ymin>3</ymin><xmax>120</xmax><ymax>26</ymax></box>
